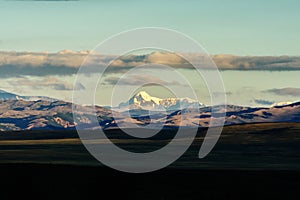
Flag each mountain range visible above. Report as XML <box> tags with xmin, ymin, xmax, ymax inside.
<box><xmin>0</xmin><ymin>89</ymin><xmax>299</xmax><ymax>131</ymax></box>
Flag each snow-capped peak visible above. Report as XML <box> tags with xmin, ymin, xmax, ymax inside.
<box><xmin>271</xmin><ymin>101</ymin><xmax>297</xmax><ymax>107</ymax></box>
<box><xmin>119</xmin><ymin>91</ymin><xmax>204</xmax><ymax>111</ymax></box>
<box><xmin>132</xmin><ymin>91</ymin><xmax>162</xmax><ymax>105</ymax></box>
<box><xmin>0</xmin><ymin>89</ymin><xmax>57</xmax><ymax>102</ymax></box>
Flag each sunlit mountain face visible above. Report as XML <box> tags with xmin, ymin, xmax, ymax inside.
<box><xmin>117</xmin><ymin>91</ymin><xmax>205</xmax><ymax>111</ymax></box>
<box><xmin>0</xmin><ymin>89</ymin><xmax>299</xmax><ymax>131</ymax></box>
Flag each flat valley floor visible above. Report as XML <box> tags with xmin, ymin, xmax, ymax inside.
<box><xmin>0</xmin><ymin>123</ymin><xmax>300</xmax><ymax>199</ymax></box>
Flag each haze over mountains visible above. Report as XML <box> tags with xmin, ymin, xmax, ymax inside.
<box><xmin>0</xmin><ymin>89</ymin><xmax>299</xmax><ymax>131</ymax></box>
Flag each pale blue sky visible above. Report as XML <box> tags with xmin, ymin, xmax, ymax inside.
<box><xmin>0</xmin><ymin>0</ymin><xmax>299</xmax><ymax>55</ymax></box>
<box><xmin>0</xmin><ymin>0</ymin><xmax>299</xmax><ymax>106</ymax></box>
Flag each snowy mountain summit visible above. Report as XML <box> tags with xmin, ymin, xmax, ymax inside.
<box><xmin>118</xmin><ymin>91</ymin><xmax>204</xmax><ymax>111</ymax></box>
<box><xmin>0</xmin><ymin>89</ymin><xmax>57</xmax><ymax>102</ymax></box>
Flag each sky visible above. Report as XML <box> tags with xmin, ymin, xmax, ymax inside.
<box><xmin>0</xmin><ymin>0</ymin><xmax>299</xmax><ymax>107</ymax></box>
<box><xmin>0</xmin><ymin>0</ymin><xmax>300</xmax><ymax>55</ymax></box>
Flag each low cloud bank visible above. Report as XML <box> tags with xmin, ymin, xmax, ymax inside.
<box><xmin>1</xmin><ymin>51</ymin><xmax>300</xmax><ymax>77</ymax></box>
<box><xmin>266</xmin><ymin>88</ymin><xmax>300</xmax><ymax>97</ymax></box>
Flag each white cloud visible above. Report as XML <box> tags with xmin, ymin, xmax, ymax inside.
<box><xmin>0</xmin><ymin>50</ymin><xmax>300</xmax><ymax>78</ymax></box>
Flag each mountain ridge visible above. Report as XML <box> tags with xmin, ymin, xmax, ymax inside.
<box><xmin>0</xmin><ymin>89</ymin><xmax>299</xmax><ymax>131</ymax></box>
<box><xmin>0</xmin><ymin>89</ymin><xmax>57</xmax><ymax>102</ymax></box>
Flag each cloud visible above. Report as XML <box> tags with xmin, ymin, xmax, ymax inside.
<box><xmin>147</xmin><ymin>52</ymin><xmax>186</xmax><ymax>65</ymax></box>
<box><xmin>266</xmin><ymin>88</ymin><xmax>300</xmax><ymax>96</ymax></box>
<box><xmin>1</xmin><ymin>51</ymin><xmax>300</xmax><ymax>78</ymax></box>
<box><xmin>0</xmin><ymin>50</ymin><xmax>114</xmax><ymax>77</ymax></box>
<box><xmin>211</xmin><ymin>55</ymin><xmax>300</xmax><ymax>70</ymax></box>
<box><xmin>136</xmin><ymin>53</ymin><xmax>300</xmax><ymax>71</ymax></box>
<box><xmin>104</xmin><ymin>74</ymin><xmax>184</xmax><ymax>86</ymax></box>
<box><xmin>254</xmin><ymin>99</ymin><xmax>275</xmax><ymax>105</ymax></box>
<box><xmin>213</xmin><ymin>91</ymin><xmax>232</xmax><ymax>96</ymax></box>
<box><xmin>74</xmin><ymin>82</ymin><xmax>85</xmax><ymax>90</ymax></box>
<box><xmin>8</xmin><ymin>76</ymin><xmax>75</xmax><ymax>91</ymax></box>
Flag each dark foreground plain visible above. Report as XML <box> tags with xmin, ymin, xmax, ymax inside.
<box><xmin>0</xmin><ymin>123</ymin><xmax>300</xmax><ymax>199</ymax></box>
<box><xmin>1</xmin><ymin>164</ymin><xmax>299</xmax><ymax>200</ymax></box>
